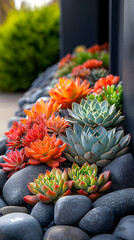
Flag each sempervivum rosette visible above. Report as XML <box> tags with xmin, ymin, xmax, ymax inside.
<box><xmin>68</xmin><ymin>162</ymin><xmax>111</xmax><ymax>200</ymax></box>
<box><xmin>24</xmin><ymin>168</ymin><xmax>72</xmax><ymax>205</ymax></box>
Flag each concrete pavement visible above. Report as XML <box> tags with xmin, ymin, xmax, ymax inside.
<box><xmin>0</xmin><ymin>92</ymin><xmax>24</xmax><ymax>138</ymax></box>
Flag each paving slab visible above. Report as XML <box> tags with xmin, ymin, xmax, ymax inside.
<box><xmin>0</xmin><ymin>92</ymin><xmax>24</xmax><ymax>138</ymax></box>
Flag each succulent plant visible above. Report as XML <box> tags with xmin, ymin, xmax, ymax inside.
<box><xmin>72</xmin><ymin>65</ymin><xmax>91</xmax><ymax>79</ymax></box>
<box><xmin>92</xmin><ymin>74</ymin><xmax>120</xmax><ymax>94</ymax></box>
<box><xmin>5</xmin><ymin>121</ymin><xmax>27</xmax><ymax>150</ymax></box>
<box><xmin>25</xmin><ymin>134</ymin><xmax>66</xmax><ymax>167</ymax></box>
<box><xmin>24</xmin><ymin>168</ymin><xmax>72</xmax><ymax>205</ymax></box>
<box><xmin>68</xmin><ymin>162</ymin><xmax>111</xmax><ymax>200</ymax></box>
<box><xmin>60</xmin><ymin>124</ymin><xmax>131</xmax><ymax>167</ymax></box>
<box><xmin>67</xmin><ymin>99</ymin><xmax>124</xmax><ymax>128</ymax></box>
<box><xmin>83</xmin><ymin>59</ymin><xmax>103</xmax><ymax>69</ymax></box>
<box><xmin>0</xmin><ymin>149</ymin><xmax>28</xmax><ymax>177</ymax></box>
<box><xmin>87</xmin><ymin>84</ymin><xmax>123</xmax><ymax>111</ymax></box>
<box><xmin>49</xmin><ymin>77</ymin><xmax>91</xmax><ymax>109</ymax></box>
<box><xmin>22</xmin><ymin>123</ymin><xmax>47</xmax><ymax>147</ymax></box>
<box><xmin>58</xmin><ymin>53</ymin><xmax>72</xmax><ymax>69</ymax></box>
<box><xmin>21</xmin><ymin>99</ymin><xmax>61</xmax><ymax>125</ymax></box>
<box><xmin>87</xmin><ymin>42</ymin><xmax>109</xmax><ymax>53</ymax></box>
<box><xmin>89</xmin><ymin>68</ymin><xmax>109</xmax><ymax>83</ymax></box>
<box><xmin>44</xmin><ymin>114</ymin><xmax>69</xmax><ymax>134</ymax></box>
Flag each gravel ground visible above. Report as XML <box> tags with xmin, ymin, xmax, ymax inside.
<box><xmin>0</xmin><ymin>92</ymin><xmax>24</xmax><ymax>138</ymax></box>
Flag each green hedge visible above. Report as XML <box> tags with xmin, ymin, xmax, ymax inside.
<box><xmin>0</xmin><ymin>3</ymin><xmax>60</xmax><ymax>92</ymax></box>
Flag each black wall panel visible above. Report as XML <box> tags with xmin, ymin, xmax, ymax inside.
<box><xmin>60</xmin><ymin>0</ymin><xmax>109</xmax><ymax>57</ymax></box>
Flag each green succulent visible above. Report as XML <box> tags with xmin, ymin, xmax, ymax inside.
<box><xmin>55</xmin><ymin>61</ymin><xmax>76</xmax><ymax>78</ymax></box>
<box><xmin>60</xmin><ymin>124</ymin><xmax>131</xmax><ymax>167</ymax></box>
<box><xmin>88</xmin><ymin>68</ymin><xmax>109</xmax><ymax>86</ymax></box>
<box><xmin>24</xmin><ymin>168</ymin><xmax>72</xmax><ymax>205</ymax></box>
<box><xmin>68</xmin><ymin>99</ymin><xmax>124</xmax><ymax>128</ymax></box>
<box><xmin>87</xmin><ymin>85</ymin><xmax>123</xmax><ymax>111</ymax></box>
<box><xmin>68</xmin><ymin>162</ymin><xmax>112</xmax><ymax>200</ymax></box>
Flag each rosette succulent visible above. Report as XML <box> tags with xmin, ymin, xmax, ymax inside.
<box><xmin>68</xmin><ymin>162</ymin><xmax>111</xmax><ymax>200</ymax></box>
<box><xmin>88</xmin><ymin>68</ymin><xmax>109</xmax><ymax>84</ymax></box>
<box><xmin>68</xmin><ymin>99</ymin><xmax>124</xmax><ymax>128</ymax></box>
<box><xmin>83</xmin><ymin>59</ymin><xmax>103</xmax><ymax>69</ymax></box>
<box><xmin>21</xmin><ymin>99</ymin><xmax>61</xmax><ymax>125</ymax></box>
<box><xmin>5</xmin><ymin>121</ymin><xmax>27</xmax><ymax>149</ymax></box>
<box><xmin>49</xmin><ymin>77</ymin><xmax>91</xmax><ymax>109</ymax></box>
<box><xmin>25</xmin><ymin>134</ymin><xmax>66</xmax><ymax>167</ymax></box>
<box><xmin>92</xmin><ymin>74</ymin><xmax>120</xmax><ymax>94</ymax></box>
<box><xmin>24</xmin><ymin>168</ymin><xmax>72</xmax><ymax>205</ymax></box>
<box><xmin>60</xmin><ymin>124</ymin><xmax>131</xmax><ymax>167</ymax></box>
<box><xmin>44</xmin><ymin>114</ymin><xmax>69</xmax><ymax>134</ymax></box>
<box><xmin>22</xmin><ymin>123</ymin><xmax>47</xmax><ymax>147</ymax></box>
<box><xmin>0</xmin><ymin>149</ymin><xmax>28</xmax><ymax>177</ymax></box>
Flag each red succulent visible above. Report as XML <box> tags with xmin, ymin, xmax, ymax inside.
<box><xmin>87</xmin><ymin>44</ymin><xmax>101</xmax><ymax>53</ymax></box>
<box><xmin>5</xmin><ymin>122</ymin><xmax>27</xmax><ymax>150</ymax></box>
<box><xmin>23</xmin><ymin>123</ymin><xmax>47</xmax><ymax>147</ymax></box>
<box><xmin>58</xmin><ymin>53</ymin><xmax>72</xmax><ymax>68</ymax></box>
<box><xmin>25</xmin><ymin>134</ymin><xmax>66</xmax><ymax>167</ymax></box>
<box><xmin>83</xmin><ymin>59</ymin><xmax>103</xmax><ymax>69</ymax></box>
<box><xmin>87</xmin><ymin>42</ymin><xmax>109</xmax><ymax>53</ymax></box>
<box><xmin>0</xmin><ymin>149</ymin><xmax>28</xmax><ymax>177</ymax></box>
<box><xmin>72</xmin><ymin>65</ymin><xmax>90</xmax><ymax>79</ymax></box>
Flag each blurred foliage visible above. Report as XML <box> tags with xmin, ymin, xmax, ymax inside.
<box><xmin>0</xmin><ymin>3</ymin><xmax>60</xmax><ymax>92</ymax></box>
<box><xmin>0</xmin><ymin>0</ymin><xmax>15</xmax><ymax>24</ymax></box>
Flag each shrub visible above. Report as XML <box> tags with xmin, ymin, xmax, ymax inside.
<box><xmin>0</xmin><ymin>3</ymin><xmax>60</xmax><ymax>92</ymax></box>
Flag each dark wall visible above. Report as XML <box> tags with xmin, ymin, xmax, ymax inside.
<box><xmin>122</xmin><ymin>0</ymin><xmax>134</xmax><ymax>153</ymax></box>
<box><xmin>60</xmin><ymin>0</ymin><xmax>109</xmax><ymax>57</ymax></box>
<box><xmin>109</xmin><ymin>0</ymin><xmax>124</xmax><ymax>78</ymax></box>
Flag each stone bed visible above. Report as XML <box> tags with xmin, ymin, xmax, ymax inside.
<box><xmin>0</xmin><ymin>64</ymin><xmax>134</xmax><ymax>240</ymax></box>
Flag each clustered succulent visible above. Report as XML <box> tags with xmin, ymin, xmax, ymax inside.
<box><xmin>68</xmin><ymin>99</ymin><xmax>124</xmax><ymax>128</ymax></box>
<box><xmin>55</xmin><ymin>43</ymin><xmax>109</xmax><ymax>78</ymax></box>
<box><xmin>60</xmin><ymin>124</ymin><xmax>131</xmax><ymax>167</ymax></box>
<box><xmin>0</xmin><ymin>43</ymin><xmax>131</xmax><ymax>206</ymax></box>
<box><xmin>88</xmin><ymin>84</ymin><xmax>123</xmax><ymax>111</ymax></box>
<box><xmin>68</xmin><ymin>162</ymin><xmax>111</xmax><ymax>200</ymax></box>
<box><xmin>24</xmin><ymin>168</ymin><xmax>71</xmax><ymax>204</ymax></box>
<box><xmin>24</xmin><ymin>161</ymin><xmax>111</xmax><ymax>205</ymax></box>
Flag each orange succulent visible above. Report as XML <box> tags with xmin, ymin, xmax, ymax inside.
<box><xmin>44</xmin><ymin>114</ymin><xmax>69</xmax><ymax>134</ymax></box>
<box><xmin>58</xmin><ymin>53</ymin><xmax>72</xmax><ymax>68</ymax></box>
<box><xmin>92</xmin><ymin>74</ymin><xmax>120</xmax><ymax>94</ymax></box>
<box><xmin>25</xmin><ymin>134</ymin><xmax>66</xmax><ymax>167</ymax></box>
<box><xmin>49</xmin><ymin>77</ymin><xmax>91</xmax><ymax>109</ymax></box>
<box><xmin>83</xmin><ymin>59</ymin><xmax>103</xmax><ymax>69</ymax></box>
<box><xmin>5</xmin><ymin>122</ymin><xmax>27</xmax><ymax>149</ymax></box>
<box><xmin>87</xmin><ymin>44</ymin><xmax>101</xmax><ymax>53</ymax></box>
<box><xmin>87</xmin><ymin>42</ymin><xmax>109</xmax><ymax>53</ymax></box>
<box><xmin>100</xmin><ymin>42</ymin><xmax>109</xmax><ymax>51</ymax></box>
<box><xmin>21</xmin><ymin>99</ymin><xmax>61</xmax><ymax>125</ymax></box>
